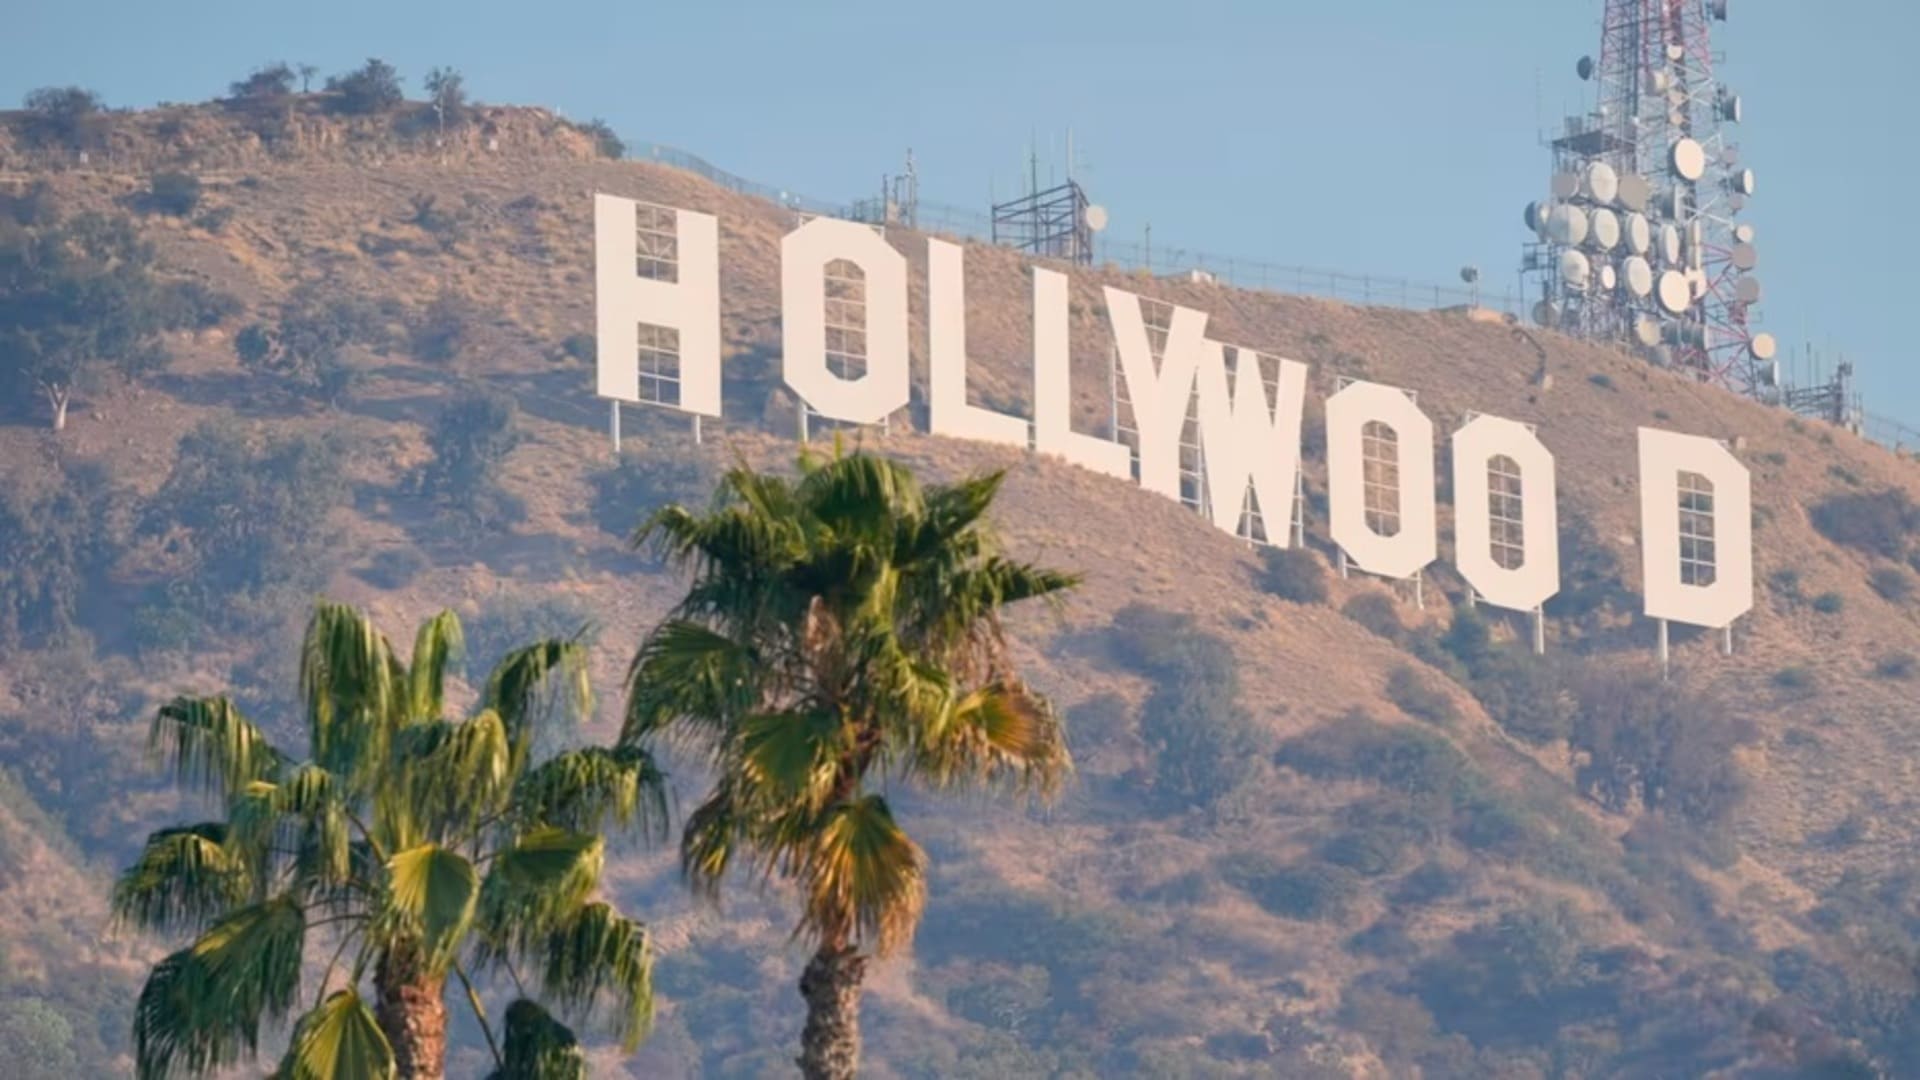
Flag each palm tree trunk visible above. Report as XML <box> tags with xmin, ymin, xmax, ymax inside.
<box><xmin>797</xmin><ymin>942</ymin><xmax>867</xmax><ymax>1080</ymax></box>
<box><xmin>376</xmin><ymin>945</ymin><xmax>448</xmax><ymax>1079</ymax></box>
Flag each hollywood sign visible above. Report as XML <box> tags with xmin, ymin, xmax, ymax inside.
<box><xmin>593</xmin><ymin>194</ymin><xmax>1752</xmax><ymax>640</ymax></box>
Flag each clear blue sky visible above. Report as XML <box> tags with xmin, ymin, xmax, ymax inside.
<box><xmin>7</xmin><ymin>1</ymin><xmax>1915</xmax><ymax>420</ymax></box>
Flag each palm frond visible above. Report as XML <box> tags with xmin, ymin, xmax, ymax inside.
<box><xmin>474</xmin><ymin>827</ymin><xmax>604</xmax><ymax>962</ymax></box>
<box><xmin>383</xmin><ymin>843</ymin><xmax>479</xmax><ymax>975</ymax></box>
<box><xmin>796</xmin><ymin>451</ymin><xmax>922</xmax><ymax>543</ymax></box>
<box><xmin>485</xmin><ymin>639</ymin><xmax>592</xmax><ymax>766</ymax></box>
<box><xmin>134</xmin><ymin>897</ymin><xmax>307</xmax><ymax>1079</ymax></box>
<box><xmin>534</xmin><ymin>903</ymin><xmax>654</xmax><ymax>1051</ymax></box>
<box><xmin>911</xmin><ymin>681</ymin><xmax>1072</xmax><ymax>796</ymax></box>
<box><xmin>620</xmin><ymin>620</ymin><xmax>759</xmax><ymax>752</ymax></box>
<box><xmin>383</xmin><ymin>710</ymin><xmax>511</xmax><ymax>846</ymax></box>
<box><xmin>300</xmin><ymin>602</ymin><xmax>402</xmax><ymax>786</ymax></box>
<box><xmin>736</xmin><ymin>709</ymin><xmax>846</xmax><ymax>813</ymax></box>
<box><xmin>113</xmin><ymin>823</ymin><xmax>250</xmax><ymax>934</ymax></box>
<box><xmin>510</xmin><ymin>746</ymin><xmax>669</xmax><ymax>841</ymax></box>
<box><xmin>407</xmin><ymin>609</ymin><xmax>465</xmax><ymax>720</ymax></box>
<box><xmin>274</xmin><ymin>989</ymin><xmax>395</xmax><ymax>1080</ymax></box>
<box><xmin>487</xmin><ymin>998</ymin><xmax>585</xmax><ymax>1080</ymax></box>
<box><xmin>679</xmin><ymin>788</ymin><xmax>742</xmax><ymax>899</ymax></box>
<box><xmin>148</xmin><ymin>696</ymin><xmax>284</xmax><ymax>801</ymax></box>
<box><xmin>798</xmin><ymin>795</ymin><xmax>925</xmax><ymax>956</ymax></box>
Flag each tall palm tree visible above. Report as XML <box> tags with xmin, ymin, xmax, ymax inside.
<box><xmin>622</xmin><ymin>449</ymin><xmax>1075</xmax><ymax>1079</ymax></box>
<box><xmin>115</xmin><ymin>601</ymin><xmax>665</xmax><ymax>1079</ymax></box>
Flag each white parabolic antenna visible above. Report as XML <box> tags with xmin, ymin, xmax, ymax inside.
<box><xmin>1671</xmin><ymin>137</ymin><xmax>1707</xmax><ymax>181</ymax></box>
<box><xmin>1551</xmin><ymin>172</ymin><xmax>1580</xmax><ymax>199</ymax></box>
<box><xmin>1584</xmin><ymin>162</ymin><xmax>1619</xmax><ymax>204</ymax></box>
<box><xmin>1600</xmin><ymin>263</ymin><xmax>1618</xmax><ymax>291</ymax></box>
<box><xmin>1560</xmin><ymin>249</ymin><xmax>1592</xmax><ymax>289</ymax></box>
<box><xmin>1635</xmin><ymin>316</ymin><xmax>1662</xmax><ymax>347</ymax></box>
<box><xmin>1659</xmin><ymin>224</ymin><xmax>1682</xmax><ymax>265</ymax></box>
<box><xmin>1548</xmin><ymin>204</ymin><xmax>1589</xmax><ymax>246</ymax></box>
<box><xmin>1623</xmin><ymin>255</ymin><xmax>1654</xmax><ymax>297</ymax></box>
<box><xmin>1687</xmin><ymin>267</ymin><xmax>1710</xmax><ymax>299</ymax></box>
<box><xmin>1657</xmin><ymin>270</ymin><xmax>1691</xmax><ymax>314</ymax></box>
<box><xmin>1734</xmin><ymin>168</ymin><xmax>1756</xmax><ymax>195</ymax></box>
<box><xmin>1751</xmin><ymin>332</ymin><xmax>1778</xmax><ymax>361</ymax></box>
<box><xmin>1734</xmin><ymin>223</ymin><xmax>1756</xmax><ymax>243</ymax></box>
<box><xmin>1085</xmin><ymin>204</ymin><xmax>1109</xmax><ymax>232</ymax></box>
<box><xmin>1735</xmin><ymin>276</ymin><xmax>1762</xmax><ymax>303</ymax></box>
<box><xmin>1534</xmin><ymin>300</ymin><xmax>1560</xmax><ymax>328</ymax></box>
<box><xmin>1590</xmin><ymin>208</ymin><xmax>1621</xmax><ymax>250</ymax></box>
<box><xmin>1731</xmin><ymin>242</ymin><xmax>1758</xmax><ymax>270</ymax></box>
<box><xmin>1629</xmin><ymin>213</ymin><xmax>1652</xmax><ymax>255</ymax></box>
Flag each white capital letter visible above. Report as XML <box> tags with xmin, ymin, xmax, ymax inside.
<box><xmin>1326</xmin><ymin>380</ymin><xmax>1437</xmax><ymax>579</ymax></box>
<box><xmin>594</xmin><ymin>194</ymin><xmax>721</xmax><ymax>416</ymax></box>
<box><xmin>1104</xmin><ymin>287</ymin><xmax>1210</xmax><ymax>502</ymax></box>
<box><xmin>781</xmin><ymin>218</ymin><xmax>909</xmax><ymax>425</ymax></box>
<box><xmin>1033</xmin><ymin>268</ymin><xmax>1129</xmax><ymax>479</ymax></box>
<box><xmin>1195</xmin><ymin>343</ymin><xmax>1308</xmax><ymax>541</ymax></box>
<box><xmin>928</xmin><ymin>239</ymin><xmax>1028</xmax><ymax>449</ymax></box>
<box><xmin>1452</xmin><ymin>415</ymin><xmax>1560</xmax><ymax>612</ymax></box>
<box><xmin>1639</xmin><ymin>428</ymin><xmax>1752</xmax><ymax>628</ymax></box>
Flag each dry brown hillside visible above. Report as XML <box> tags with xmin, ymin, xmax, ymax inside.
<box><xmin>4</xmin><ymin>101</ymin><xmax>1919</xmax><ymax>1077</ymax></box>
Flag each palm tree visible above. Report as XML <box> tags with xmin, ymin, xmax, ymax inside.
<box><xmin>622</xmin><ymin>449</ymin><xmax>1075</xmax><ymax>1079</ymax></box>
<box><xmin>115</xmin><ymin>601</ymin><xmax>665</xmax><ymax>1079</ymax></box>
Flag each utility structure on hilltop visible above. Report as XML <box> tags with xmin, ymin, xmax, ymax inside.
<box><xmin>1521</xmin><ymin>0</ymin><xmax>1778</xmax><ymax>397</ymax></box>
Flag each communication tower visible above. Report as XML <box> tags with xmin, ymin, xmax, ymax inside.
<box><xmin>1521</xmin><ymin>0</ymin><xmax>1776</xmax><ymax>395</ymax></box>
<box><xmin>992</xmin><ymin>145</ymin><xmax>1106</xmax><ymax>266</ymax></box>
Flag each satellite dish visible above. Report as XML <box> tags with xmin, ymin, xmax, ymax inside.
<box><xmin>1759</xmin><ymin>359</ymin><xmax>1781</xmax><ymax>387</ymax></box>
<box><xmin>1712</xmin><ymin>0</ymin><xmax>1730</xmax><ymax>21</ymax></box>
<box><xmin>1534</xmin><ymin>300</ymin><xmax>1561</xmax><ymax>328</ymax></box>
<box><xmin>1659</xmin><ymin>224</ymin><xmax>1683</xmax><ymax>265</ymax></box>
<box><xmin>1733</xmin><ymin>169</ymin><xmax>1757</xmax><ymax>196</ymax></box>
<box><xmin>1548</xmin><ymin>204</ymin><xmax>1589</xmax><ymax>246</ymax></box>
<box><xmin>1667</xmin><ymin>44</ymin><xmax>1686</xmax><ymax>62</ymax></box>
<box><xmin>1667</xmin><ymin>87</ymin><xmax>1688</xmax><ymax>109</ymax></box>
<box><xmin>1649</xmin><ymin>344</ymin><xmax>1674</xmax><ymax>367</ymax></box>
<box><xmin>1750</xmin><ymin>332</ymin><xmax>1778</xmax><ymax>361</ymax></box>
<box><xmin>1577</xmin><ymin>56</ymin><xmax>1596</xmax><ymax>81</ymax></box>
<box><xmin>1671</xmin><ymin>138</ymin><xmax>1707</xmax><ymax>181</ymax></box>
<box><xmin>1551</xmin><ymin>172</ymin><xmax>1580</xmax><ymax>199</ymax></box>
<box><xmin>1657</xmin><ymin>270</ymin><xmax>1691</xmax><ymax>314</ymax></box>
<box><xmin>1734</xmin><ymin>223</ymin><xmax>1755</xmax><ymax>243</ymax></box>
<box><xmin>1669</xmin><ymin>108</ymin><xmax>1688</xmax><ymax>127</ymax></box>
<box><xmin>1649</xmin><ymin>71</ymin><xmax>1671</xmax><ymax>94</ymax></box>
<box><xmin>1560</xmin><ymin>249</ymin><xmax>1592</xmax><ymax>289</ymax></box>
<box><xmin>1686</xmin><ymin>267</ymin><xmax>1710</xmax><ymax>299</ymax></box>
<box><xmin>1617</xmin><ymin>173</ymin><xmax>1652</xmax><ymax>212</ymax></box>
<box><xmin>1734</xmin><ymin>276</ymin><xmax>1762</xmax><ymax>303</ymax></box>
<box><xmin>1584</xmin><ymin>162</ymin><xmax>1620</xmax><ymax>204</ymax></box>
<box><xmin>1623</xmin><ymin>255</ymin><xmax>1654</xmax><ymax>297</ymax></box>
<box><xmin>1460</xmin><ymin>265</ymin><xmax>1480</xmax><ymax>284</ymax></box>
<box><xmin>1664</xmin><ymin>321</ymin><xmax>1704</xmax><ymax>347</ymax></box>
<box><xmin>1085</xmin><ymin>204</ymin><xmax>1109</xmax><ymax>232</ymax></box>
<box><xmin>1600</xmin><ymin>263</ymin><xmax>1618</xmax><ymax>291</ymax></box>
<box><xmin>1731</xmin><ymin>242</ymin><xmax>1759</xmax><ymax>270</ymax></box>
<box><xmin>1720</xmin><ymin>94</ymin><xmax>1744</xmax><ymax>123</ymax></box>
<box><xmin>1626</xmin><ymin>212</ymin><xmax>1651</xmax><ymax>255</ymax></box>
<box><xmin>1590</xmin><ymin>208</ymin><xmax>1622</xmax><ymax>251</ymax></box>
<box><xmin>1524</xmin><ymin>201</ymin><xmax>1545</xmax><ymax>232</ymax></box>
<box><xmin>1634</xmin><ymin>316</ymin><xmax>1662</xmax><ymax>346</ymax></box>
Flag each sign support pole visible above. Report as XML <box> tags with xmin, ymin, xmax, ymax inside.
<box><xmin>610</xmin><ymin>400</ymin><xmax>621</xmax><ymax>455</ymax></box>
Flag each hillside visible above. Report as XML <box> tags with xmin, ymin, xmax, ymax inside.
<box><xmin>4</xmin><ymin>98</ymin><xmax>1920</xmax><ymax>1077</ymax></box>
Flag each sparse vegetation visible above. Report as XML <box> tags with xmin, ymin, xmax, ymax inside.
<box><xmin>1811</xmin><ymin>488</ymin><xmax>1920</xmax><ymax>558</ymax></box>
<box><xmin>1874</xmin><ymin>651</ymin><xmax>1916</xmax><ymax>680</ymax></box>
<box><xmin>143</xmin><ymin>171</ymin><xmax>202</xmax><ymax>216</ymax></box>
<box><xmin>1870</xmin><ymin>565</ymin><xmax>1912</xmax><ymax>603</ymax></box>
<box><xmin>227</xmin><ymin>62</ymin><xmax>295</xmax><ymax>103</ymax></box>
<box><xmin>1813</xmin><ymin>591</ymin><xmax>1846</xmax><ymax>614</ymax></box>
<box><xmin>1343</xmin><ymin>591</ymin><xmax>1403</xmax><ymax>640</ymax></box>
<box><xmin>421</xmin><ymin>385</ymin><xmax>526</xmax><ymax>529</ymax></box>
<box><xmin>590</xmin><ymin>444</ymin><xmax>723</xmax><ymax>540</ymax></box>
<box><xmin>1109</xmin><ymin>605</ymin><xmax>1267</xmax><ymax>812</ymax></box>
<box><xmin>20</xmin><ymin>86</ymin><xmax>104</xmax><ymax>148</ymax></box>
<box><xmin>1256</xmin><ymin>546</ymin><xmax>1328</xmax><ymax>603</ymax></box>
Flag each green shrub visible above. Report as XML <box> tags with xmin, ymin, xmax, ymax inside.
<box><xmin>1772</xmin><ymin>665</ymin><xmax>1814</xmax><ymax>692</ymax></box>
<box><xmin>355</xmin><ymin>547</ymin><xmax>430</xmax><ymax>590</ymax></box>
<box><xmin>589</xmin><ymin>445</ymin><xmax>723</xmax><ymax>540</ymax></box>
<box><xmin>228</xmin><ymin>62</ymin><xmax>295</xmax><ymax>102</ymax></box>
<box><xmin>578</xmin><ymin>118</ymin><xmax>625</xmax><ymax>158</ymax></box>
<box><xmin>560</xmin><ymin>332</ymin><xmax>596</xmax><ymax>364</ymax></box>
<box><xmin>1874</xmin><ymin>652</ymin><xmax>1916</xmax><ymax>680</ymax></box>
<box><xmin>409</xmin><ymin>290</ymin><xmax>478</xmax><ymax>363</ymax></box>
<box><xmin>1385</xmin><ymin>665</ymin><xmax>1456</xmax><ymax>725</ymax></box>
<box><xmin>1342</xmin><ymin>592</ymin><xmax>1403</xmax><ymax>640</ymax></box>
<box><xmin>1467</xmin><ymin>650</ymin><xmax>1575</xmax><ymax>745</ymax></box>
<box><xmin>1321</xmin><ymin>826</ymin><xmax>1409</xmax><ymax>877</ymax></box>
<box><xmin>1870</xmin><ymin>566</ymin><xmax>1912</xmax><ymax>602</ymax></box>
<box><xmin>421</xmin><ymin>386</ymin><xmax>526</xmax><ymax>529</ymax></box>
<box><xmin>1257</xmin><ymin>547</ymin><xmax>1327</xmax><ymax>604</ymax></box>
<box><xmin>325</xmin><ymin>58</ymin><xmax>404</xmax><ymax>114</ymax></box>
<box><xmin>1218</xmin><ymin>854</ymin><xmax>1361</xmax><ymax>921</ymax></box>
<box><xmin>1569</xmin><ymin>670</ymin><xmax>1753</xmax><ymax>827</ymax></box>
<box><xmin>1812</xmin><ymin>591</ymin><xmax>1845</xmax><ymax>614</ymax></box>
<box><xmin>1810</xmin><ymin>488</ymin><xmax>1920</xmax><ymax>558</ymax></box>
<box><xmin>21</xmin><ymin>86</ymin><xmax>104</xmax><ymax>148</ymax></box>
<box><xmin>1588</xmin><ymin>373</ymin><xmax>1614</xmax><ymax>390</ymax></box>
<box><xmin>143</xmin><ymin>171</ymin><xmax>202</xmax><ymax>216</ymax></box>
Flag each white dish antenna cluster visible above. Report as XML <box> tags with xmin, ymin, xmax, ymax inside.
<box><xmin>1523</xmin><ymin>1</ymin><xmax>1773</xmax><ymax>379</ymax></box>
